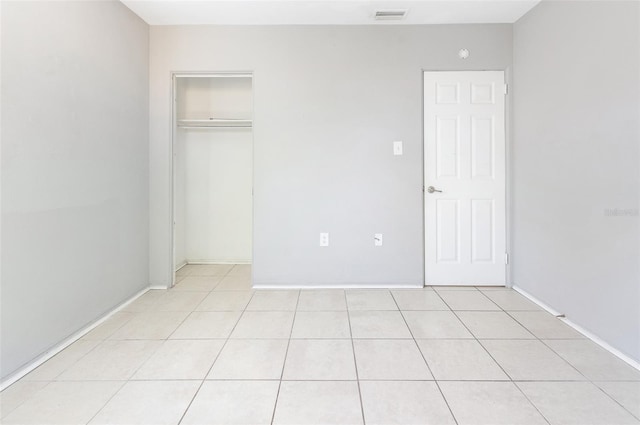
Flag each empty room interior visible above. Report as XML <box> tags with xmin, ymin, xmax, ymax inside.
<box><xmin>1</xmin><ymin>0</ymin><xmax>639</xmax><ymax>424</ymax></box>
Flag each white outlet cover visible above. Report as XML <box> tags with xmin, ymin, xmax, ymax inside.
<box><xmin>393</xmin><ymin>141</ymin><xmax>403</xmax><ymax>156</ymax></box>
<box><xmin>319</xmin><ymin>233</ymin><xmax>329</xmax><ymax>247</ymax></box>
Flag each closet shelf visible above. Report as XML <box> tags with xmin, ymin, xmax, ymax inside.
<box><xmin>178</xmin><ymin>118</ymin><xmax>252</xmax><ymax>128</ymax></box>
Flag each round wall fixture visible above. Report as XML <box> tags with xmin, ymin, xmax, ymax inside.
<box><xmin>458</xmin><ymin>48</ymin><xmax>470</xmax><ymax>59</ymax></box>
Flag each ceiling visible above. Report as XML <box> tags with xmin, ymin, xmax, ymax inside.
<box><xmin>120</xmin><ymin>0</ymin><xmax>540</xmax><ymax>26</ymax></box>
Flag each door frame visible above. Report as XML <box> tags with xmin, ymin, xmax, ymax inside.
<box><xmin>169</xmin><ymin>70</ymin><xmax>255</xmax><ymax>288</ymax></box>
<box><xmin>421</xmin><ymin>68</ymin><xmax>513</xmax><ymax>288</ymax></box>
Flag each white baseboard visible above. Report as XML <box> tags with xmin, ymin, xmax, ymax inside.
<box><xmin>186</xmin><ymin>260</ymin><xmax>251</xmax><ymax>265</ymax></box>
<box><xmin>561</xmin><ymin>317</ymin><xmax>640</xmax><ymax>372</ymax></box>
<box><xmin>174</xmin><ymin>261</ymin><xmax>188</xmax><ymax>272</ymax></box>
<box><xmin>0</xmin><ymin>286</ymin><xmax>151</xmax><ymax>391</ymax></box>
<box><xmin>512</xmin><ymin>285</ymin><xmax>563</xmax><ymax>317</ymax></box>
<box><xmin>148</xmin><ymin>285</ymin><xmax>170</xmax><ymax>290</ymax></box>
<box><xmin>513</xmin><ymin>285</ymin><xmax>640</xmax><ymax>372</ymax></box>
<box><xmin>253</xmin><ymin>282</ymin><xmax>423</xmax><ymax>289</ymax></box>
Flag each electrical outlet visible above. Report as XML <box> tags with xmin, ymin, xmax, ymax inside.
<box><xmin>319</xmin><ymin>233</ymin><xmax>329</xmax><ymax>247</ymax></box>
<box><xmin>374</xmin><ymin>233</ymin><xmax>383</xmax><ymax>247</ymax></box>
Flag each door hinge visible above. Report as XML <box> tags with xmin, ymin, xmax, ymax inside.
<box><xmin>505</xmin><ymin>253</ymin><xmax>510</xmax><ymax>265</ymax></box>
<box><xmin>504</xmin><ymin>84</ymin><xmax>509</xmax><ymax>95</ymax></box>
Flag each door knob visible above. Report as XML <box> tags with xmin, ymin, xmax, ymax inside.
<box><xmin>427</xmin><ymin>186</ymin><xmax>442</xmax><ymax>193</ymax></box>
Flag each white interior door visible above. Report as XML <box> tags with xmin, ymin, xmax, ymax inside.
<box><xmin>424</xmin><ymin>71</ymin><xmax>506</xmax><ymax>286</ymax></box>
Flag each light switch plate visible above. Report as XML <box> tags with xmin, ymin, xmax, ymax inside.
<box><xmin>374</xmin><ymin>233</ymin><xmax>383</xmax><ymax>247</ymax></box>
<box><xmin>393</xmin><ymin>141</ymin><xmax>403</xmax><ymax>156</ymax></box>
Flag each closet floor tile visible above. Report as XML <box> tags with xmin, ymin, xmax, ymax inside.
<box><xmin>185</xmin><ymin>264</ymin><xmax>234</xmax><ymax>276</ymax></box>
<box><xmin>173</xmin><ymin>275</ymin><xmax>222</xmax><ymax>291</ymax></box>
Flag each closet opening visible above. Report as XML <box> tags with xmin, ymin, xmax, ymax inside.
<box><xmin>171</xmin><ymin>72</ymin><xmax>253</xmax><ymax>287</ymax></box>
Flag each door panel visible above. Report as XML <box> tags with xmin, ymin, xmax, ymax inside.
<box><xmin>436</xmin><ymin>199</ymin><xmax>460</xmax><ymax>263</ymax></box>
<box><xmin>471</xmin><ymin>116</ymin><xmax>495</xmax><ymax>179</ymax></box>
<box><xmin>424</xmin><ymin>71</ymin><xmax>506</xmax><ymax>286</ymax></box>
<box><xmin>436</xmin><ymin>117</ymin><xmax>460</xmax><ymax>178</ymax></box>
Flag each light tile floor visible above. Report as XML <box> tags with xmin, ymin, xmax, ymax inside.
<box><xmin>2</xmin><ymin>264</ymin><xmax>640</xmax><ymax>424</ymax></box>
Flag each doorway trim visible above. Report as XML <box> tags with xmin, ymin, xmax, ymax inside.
<box><xmin>169</xmin><ymin>70</ymin><xmax>255</xmax><ymax>288</ymax></box>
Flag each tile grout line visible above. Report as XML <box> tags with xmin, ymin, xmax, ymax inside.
<box><xmin>532</xmin><ymin>329</ymin><xmax>640</xmax><ymax>419</ymax></box>
<box><xmin>34</xmin><ymin>344</ymin><xmax>100</xmax><ymax>383</ymax></box>
<box><xmin>14</xmin><ymin>288</ymin><xmax>172</xmax><ymax>423</ymax></box>
<box><xmin>269</xmin><ymin>289</ymin><xmax>301</xmax><ymax>425</ymax></box>
<box><xmin>501</xmin><ymin>309</ymin><xmax>591</xmax><ymax>380</ymax></box>
<box><xmin>591</xmin><ymin>383</ymin><xmax>640</xmax><ymax>422</ymax></box>
<box><xmin>177</xmin><ymin>264</ymin><xmax>256</xmax><ymax>425</ymax></box>
<box><xmin>0</xmin><ymin>381</ymin><xmax>53</xmax><ymax>420</ymax></box>
<box><xmin>486</xmin><ymin>291</ymin><xmax>633</xmax><ymax>415</ymax></box>
<box><xmin>83</xmin><ymin>381</ymin><xmax>129</xmax><ymax>424</ymax></box>
<box><xmin>390</xmin><ymin>290</ymin><xmax>460</xmax><ymax>425</ymax></box>
<box><xmin>69</xmin><ymin>291</ymin><xmax>185</xmax><ymax>424</ymax></box>
<box><xmin>438</xmin><ymin>289</ymin><xmax>553</xmax><ymax>425</ymax></box>
<box><xmin>344</xmin><ymin>290</ymin><xmax>367</xmax><ymax>425</ymax></box>
<box><xmin>88</xmin><ymin>295</ymin><xmax>209</xmax><ymax>422</ymax></box>
<box><xmin>83</xmin><ymin>303</ymin><xmax>185</xmax><ymax>425</ymax></box>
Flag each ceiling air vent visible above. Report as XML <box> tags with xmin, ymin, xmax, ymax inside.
<box><xmin>374</xmin><ymin>9</ymin><xmax>407</xmax><ymax>21</ymax></box>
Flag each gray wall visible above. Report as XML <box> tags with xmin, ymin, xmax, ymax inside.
<box><xmin>1</xmin><ymin>0</ymin><xmax>149</xmax><ymax>380</ymax></box>
<box><xmin>513</xmin><ymin>1</ymin><xmax>640</xmax><ymax>362</ymax></box>
<box><xmin>149</xmin><ymin>25</ymin><xmax>513</xmax><ymax>287</ymax></box>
